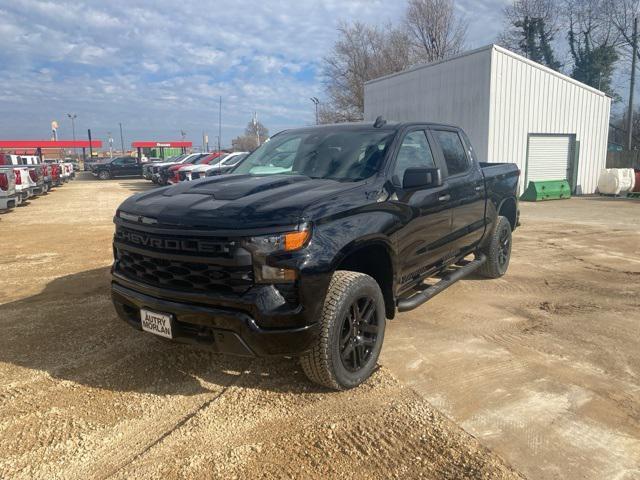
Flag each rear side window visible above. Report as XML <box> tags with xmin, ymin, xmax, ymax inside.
<box><xmin>433</xmin><ymin>130</ymin><xmax>469</xmax><ymax>176</ymax></box>
<box><xmin>393</xmin><ymin>130</ymin><xmax>436</xmax><ymax>182</ymax></box>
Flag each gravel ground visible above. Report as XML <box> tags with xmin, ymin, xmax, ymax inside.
<box><xmin>383</xmin><ymin>196</ymin><xmax>640</xmax><ymax>479</ymax></box>
<box><xmin>0</xmin><ymin>175</ymin><xmax>522</xmax><ymax>480</ymax></box>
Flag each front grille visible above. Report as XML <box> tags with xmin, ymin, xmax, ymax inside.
<box><xmin>114</xmin><ymin>225</ymin><xmax>254</xmax><ymax>295</ymax></box>
<box><xmin>115</xmin><ymin>249</ymin><xmax>253</xmax><ymax>294</ymax></box>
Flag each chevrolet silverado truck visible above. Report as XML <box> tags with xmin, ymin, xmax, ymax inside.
<box><xmin>92</xmin><ymin>156</ymin><xmax>142</xmax><ymax>180</ymax></box>
<box><xmin>111</xmin><ymin>120</ymin><xmax>520</xmax><ymax>390</ymax></box>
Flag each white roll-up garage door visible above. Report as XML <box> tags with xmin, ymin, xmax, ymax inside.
<box><xmin>526</xmin><ymin>135</ymin><xmax>572</xmax><ymax>182</ymax></box>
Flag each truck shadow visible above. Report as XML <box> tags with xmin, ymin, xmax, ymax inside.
<box><xmin>117</xmin><ymin>180</ymin><xmax>157</xmax><ymax>192</ymax></box>
<box><xmin>0</xmin><ymin>267</ymin><xmax>319</xmax><ymax>396</ymax></box>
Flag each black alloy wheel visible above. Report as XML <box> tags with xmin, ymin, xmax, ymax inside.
<box><xmin>497</xmin><ymin>226</ymin><xmax>511</xmax><ymax>268</ymax></box>
<box><xmin>339</xmin><ymin>296</ymin><xmax>379</xmax><ymax>372</ymax></box>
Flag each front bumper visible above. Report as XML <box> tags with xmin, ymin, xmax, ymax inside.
<box><xmin>111</xmin><ymin>279</ymin><xmax>320</xmax><ymax>356</ymax></box>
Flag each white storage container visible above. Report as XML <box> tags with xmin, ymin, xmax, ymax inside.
<box><xmin>597</xmin><ymin>168</ymin><xmax>636</xmax><ymax>195</ymax></box>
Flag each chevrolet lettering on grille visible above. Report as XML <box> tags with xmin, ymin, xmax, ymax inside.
<box><xmin>115</xmin><ymin>229</ymin><xmax>232</xmax><ymax>254</ymax></box>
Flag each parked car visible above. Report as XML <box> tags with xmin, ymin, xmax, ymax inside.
<box><xmin>22</xmin><ymin>156</ymin><xmax>53</xmax><ymax>193</ymax></box>
<box><xmin>0</xmin><ymin>167</ymin><xmax>18</xmax><ymax>210</ymax></box>
<box><xmin>43</xmin><ymin>160</ymin><xmax>64</xmax><ymax>187</ymax></box>
<box><xmin>147</xmin><ymin>154</ymin><xmax>195</xmax><ymax>183</ymax></box>
<box><xmin>92</xmin><ymin>156</ymin><xmax>142</xmax><ymax>180</ymax></box>
<box><xmin>63</xmin><ymin>158</ymin><xmax>80</xmax><ymax>176</ymax></box>
<box><xmin>180</xmin><ymin>152</ymin><xmax>247</xmax><ymax>181</ymax></box>
<box><xmin>155</xmin><ymin>153</ymin><xmax>208</xmax><ymax>185</ymax></box>
<box><xmin>167</xmin><ymin>152</ymin><xmax>227</xmax><ymax>184</ymax></box>
<box><xmin>12</xmin><ymin>167</ymin><xmax>33</xmax><ymax>202</ymax></box>
<box><xmin>196</xmin><ymin>152</ymin><xmax>249</xmax><ymax>179</ymax></box>
<box><xmin>0</xmin><ymin>154</ymin><xmax>34</xmax><ymax>201</ymax></box>
<box><xmin>143</xmin><ymin>156</ymin><xmax>178</xmax><ymax>180</ymax></box>
<box><xmin>0</xmin><ymin>154</ymin><xmax>45</xmax><ymax>195</ymax></box>
<box><xmin>111</xmin><ymin>120</ymin><xmax>520</xmax><ymax>390</ymax></box>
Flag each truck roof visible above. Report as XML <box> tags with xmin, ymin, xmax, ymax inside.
<box><xmin>281</xmin><ymin>120</ymin><xmax>461</xmax><ymax>135</ymax></box>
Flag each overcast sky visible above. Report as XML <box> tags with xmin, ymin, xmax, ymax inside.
<box><xmin>0</xmin><ymin>0</ymin><xmax>507</xmax><ymax>149</ymax></box>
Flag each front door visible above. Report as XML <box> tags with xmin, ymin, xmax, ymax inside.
<box><xmin>389</xmin><ymin>128</ymin><xmax>453</xmax><ymax>292</ymax></box>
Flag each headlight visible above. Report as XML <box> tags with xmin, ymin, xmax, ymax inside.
<box><xmin>242</xmin><ymin>225</ymin><xmax>311</xmax><ymax>282</ymax></box>
<box><xmin>243</xmin><ymin>228</ymin><xmax>310</xmax><ymax>255</ymax></box>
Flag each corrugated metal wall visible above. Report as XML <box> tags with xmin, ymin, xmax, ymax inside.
<box><xmin>364</xmin><ymin>47</ymin><xmax>493</xmax><ymax>161</ymax></box>
<box><xmin>489</xmin><ymin>46</ymin><xmax>611</xmax><ymax>194</ymax></box>
<box><xmin>363</xmin><ymin>45</ymin><xmax>611</xmax><ymax>195</ymax></box>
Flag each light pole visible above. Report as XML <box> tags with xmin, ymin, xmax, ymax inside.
<box><xmin>108</xmin><ymin>132</ymin><xmax>114</xmax><ymax>158</ymax></box>
<box><xmin>310</xmin><ymin>97</ymin><xmax>320</xmax><ymax>125</ymax></box>
<box><xmin>67</xmin><ymin>113</ymin><xmax>77</xmax><ymax>157</ymax></box>
<box><xmin>218</xmin><ymin>95</ymin><xmax>222</xmax><ymax>152</ymax></box>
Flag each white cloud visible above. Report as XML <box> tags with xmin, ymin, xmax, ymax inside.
<box><xmin>0</xmin><ymin>0</ymin><xmax>504</xmax><ymax>145</ymax></box>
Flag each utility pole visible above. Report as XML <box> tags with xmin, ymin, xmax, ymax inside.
<box><xmin>310</xmin><ymin>97</ymin><xmax>320</xmax><ymax>125</ymax></box>
<box><xmin>67</xmin><ymin>113</ymin><xmax>77</xmax><ymax>157</ymax></box>
<box><xmin>627</xmin><ymin>16</ymin><xmax>638</xmax><ymax>150</ymax></box>
<box><xmin>119</xmin><ymin>122</ymin><xmax>125</xmax><ymax>155</ymax></box>
<box><xmin>218</xmin><ymin>96</ymin><xmax>222</xmax><ymax>152</ymax></box>
<box><xmin>87</xmin><ymin>129</ymin><xmax>93</xmax><ymax>159</ymax></box>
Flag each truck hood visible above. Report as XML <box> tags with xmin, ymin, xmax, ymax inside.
<box><xmin>118</xmin><ymin>174</ymin><xmax>360</xmax><ymax>230</ymax></box>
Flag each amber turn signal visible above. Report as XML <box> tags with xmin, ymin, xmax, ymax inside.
<box><xmin>284</xmin><ymin>229</ymin><xmax>310</xmax><ymax>251</ymax></box>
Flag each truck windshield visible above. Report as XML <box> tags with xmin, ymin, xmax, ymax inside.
<box><xmin>233</xmin><ymin>129</ymin><xmax>395</xmax><ymax>181</ymax></box>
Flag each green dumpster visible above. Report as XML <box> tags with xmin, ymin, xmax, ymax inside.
<box><xmin>520</xmin><ymin>180</ymin><xmax>571</xmax><ymax>202</ymax></box>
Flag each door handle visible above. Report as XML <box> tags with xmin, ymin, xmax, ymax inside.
<box><xmin>438</xmin><ymin>194</ymin><xmax>451</xmax><ymax>202</ymax></box>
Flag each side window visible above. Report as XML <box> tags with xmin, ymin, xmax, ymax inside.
<box><xmin>393</xmin><ymin>130</ymin><xmax>436</xmax><ymax>182</ymax></box>
<box><xmin>124</xmin><ymin>158</ymin><xmax>137</xmax><ymax>165</ymax></box>
<box><xmin>433</xmin><ymin>130</ymin><xmax>469</xmax><ymax>176</ymax></box>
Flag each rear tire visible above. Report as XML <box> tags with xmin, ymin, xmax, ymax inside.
<box><xmin>479</xmin><ymin>215</ymin><xmax>512</xmax><ymax>279</ymax></box>
<box><xmin>300</xmin><ymin>271</ymin><xmax>386</xmax><ymax>390</ymax></box>
<box><xmin>98</xmin><ymin>170</ymin><xmax>111</xmax><ymax>180</ymax></box>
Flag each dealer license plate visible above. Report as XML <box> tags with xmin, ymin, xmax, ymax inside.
<box><xmin>140</xmin><ymin>309</ymin><xmax>173</xmax><ymax>339</ymax></box>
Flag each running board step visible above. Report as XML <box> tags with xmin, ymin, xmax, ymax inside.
<box><xmin>397</xmin><ymin>253</ymin><xmax>486</xmax><ymax>312</ymax></box>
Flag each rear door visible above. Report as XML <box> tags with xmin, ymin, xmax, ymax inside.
<box><xmin>390</xmin><ymin>127</ymin><xmax>453</xmax><ymax>291</ymax></box>
<box><xmin>121</xmin><ymin>157</ymin><xmax>141</xmax><ymax>176</ymax></box>
<box><xmin>431</xmin><ymin>128</ymin><xmax>486</xmax><ymax>257</ymax></box>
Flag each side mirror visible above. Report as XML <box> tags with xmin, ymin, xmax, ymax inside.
<box><xmin>402</xmin><ymin>167</ymin><xmax>442</xmax><ymax>189</ymax></box>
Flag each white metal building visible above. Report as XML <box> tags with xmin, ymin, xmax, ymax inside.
<box><xmin>364</xmin><ymin>44</ymin><xmax>611</xmax><ymax>194</ymax></box>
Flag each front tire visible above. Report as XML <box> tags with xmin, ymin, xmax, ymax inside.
<box><xmin>300</xmin><ymin>271</ymin><xmax>386</xmax><ymax>390</ymax></box>
<box><xmin>98</xmin><ymin>170</ymin><xmax>111</xmax><ymax>180</ymax></box>
<box><xmin>479</xmin><ymin>215</ymin><xmax>512</xmax><ymax>279</ymax></box>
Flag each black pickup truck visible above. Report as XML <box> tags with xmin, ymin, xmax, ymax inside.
<box><xmin>111</xmin><ymin>120</ymin><xmax>520</xmax><ymax>390</ymax></box>
<box><xmin>92</xmin><ymin>156</ymin><xmax>142</xmax><ymax>180</ymax></box>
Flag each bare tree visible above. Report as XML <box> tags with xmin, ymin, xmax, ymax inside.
<box><xmin>565</xmin><ymin>0</ymin><xmax>620</xmax><ymax>94</ymax></box>
<box><xmin>322</xmin><ymin>22</ymin><xmax>412</xmax><ymax>121</ymax></box>
<box><xmin>606</xmin><ymin>0</ymin><xmax>639</xmax><ymax>48</ymax></box>
<box><xmin>499</xmin><ymin>0</ymin><xmax>559</xmax><ymax>57</ymax></box>
<box><xmin>404</xmin><ymin>0</ymin><xmax>467</xmax><ymax>63</ymax></box>
<box><xmin>231</xmin><ymin>118</ymin><xmax>269</xmax><ymax>151</ymax></box>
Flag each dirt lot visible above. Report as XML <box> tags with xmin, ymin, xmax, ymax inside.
<box><xmin>0</xmin><ymin>175</ymin><xmax>521</xmax><ymax>479</ymax></box>
<box><xmin>383</xmin><ymin>196</ymin><xmax>640</xmax><ymax>479</ymax></box>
